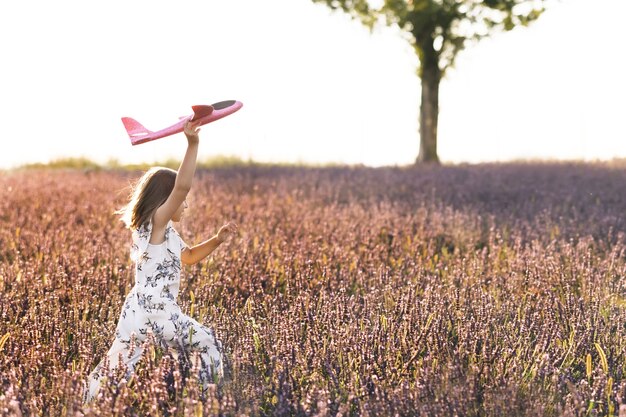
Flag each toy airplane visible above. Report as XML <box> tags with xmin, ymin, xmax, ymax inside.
<box><xmin>122</xmin><ymin>100</ymin><xmax>243</xmax><ymax>145</ymax></box>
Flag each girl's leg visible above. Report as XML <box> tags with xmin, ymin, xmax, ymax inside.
<box><xmin>84</xmin><ymin>337</ymin><xmax>144</xmax><ymax>403</ymax></box>
<box><xmin>185</xmin><ymin>321</ymin><xmax>223</xmax><ymax>385</ymax></box>
<box><xmin>160</xmin><ymin>310</ymin><xmax>223</xmax><ymax>391</ymax></box>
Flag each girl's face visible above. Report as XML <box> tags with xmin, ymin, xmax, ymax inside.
<box><xmin>172</xmin><ymin>200</ymin><xmax>188</xmax><ymax>222</ymax></box>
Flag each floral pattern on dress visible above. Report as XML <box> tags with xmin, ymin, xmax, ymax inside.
<box><xmin>85</xmin><ymin>220</ymin><xmax>223</xmax><ymax>403</ymax></box>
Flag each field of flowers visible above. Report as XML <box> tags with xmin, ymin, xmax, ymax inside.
<box><xmin>1</xmin><ymin>162</ymin><xmax>625</xmax><ymax>416</ymax></box>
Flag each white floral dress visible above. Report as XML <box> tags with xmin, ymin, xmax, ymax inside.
<box><xmin>85</xmin><ymin>221</ymin><xmax>223</xmax><ymax>402</ymax></box>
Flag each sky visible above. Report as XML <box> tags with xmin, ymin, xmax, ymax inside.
<box><xmin>0</xmin><ymin>0</ymin><xmax>625</xmax><ymax>169</ymax></box>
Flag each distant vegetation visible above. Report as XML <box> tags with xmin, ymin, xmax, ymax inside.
<box><xmin>12</xmin><ymin>156</ymin><xmax>626</xmax><ymax>172</ymax></box>
<box><xmin>15</xmin><ymin>156</ymin><xmax>259</xmax><ymax>171</ymax></box>
<box><xmin>11</xmin><ymin>156</ymin><xmax>358</xmax><ymax>172</ymax></box>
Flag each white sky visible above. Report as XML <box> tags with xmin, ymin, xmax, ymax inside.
<box><xmin>0</xmin><ymin>0</ymin><xmax>624</xmax><ymax>168</ymax></box>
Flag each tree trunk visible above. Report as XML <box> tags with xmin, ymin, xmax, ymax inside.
<box><xmin>416</xmin><ymin>42</ymin><xmax>441</xmax><ymax>164</ymax></box>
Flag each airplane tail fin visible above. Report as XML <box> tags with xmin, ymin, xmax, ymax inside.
<box><xmin>121</xmin><ymin>117</ymin><xmax>152</xmax><ymax>139</ymax></box>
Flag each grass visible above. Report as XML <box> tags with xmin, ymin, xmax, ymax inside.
<box><xmin>1</xmin><ymin>162</ymin><xmax>625</xmax><ymax>416</ymax></box>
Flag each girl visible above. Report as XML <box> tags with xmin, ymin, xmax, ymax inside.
<box><xmin>85</xmin><ymin>120</ymin><xmax>238</xmax><ymax>402</ymax></box>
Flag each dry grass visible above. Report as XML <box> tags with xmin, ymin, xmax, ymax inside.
<box><xmin>1</xmin><ymin>163</ymin><xmax>625</xmax><ymax>416</ymax></box>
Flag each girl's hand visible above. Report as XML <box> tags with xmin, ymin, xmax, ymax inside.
<box><xmin>184</xmin><ymin>120</ymin><xmax>201</xmax><ymax>144</ymax></box>
<box><xmin>217</xmin><ymin>222</ymin><xmax>239</xmax><ymax>243</ymax></box>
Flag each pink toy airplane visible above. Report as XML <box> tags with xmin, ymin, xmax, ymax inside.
<box><xmin>122</xmin><ymin>100</ymin><xmax>243</xmax><ymax>145</ymax></box>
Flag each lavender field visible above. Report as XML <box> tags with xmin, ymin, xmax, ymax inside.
<box><xmin>1</xmin><ymin>163</ymin><xmax>626</xmax><ymax>416</ymax></box>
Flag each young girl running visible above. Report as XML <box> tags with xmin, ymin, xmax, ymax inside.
<box><xmin>85</xmin><ymin>120</ymin><xmax>238</xmax><ymax>402</ymax></box>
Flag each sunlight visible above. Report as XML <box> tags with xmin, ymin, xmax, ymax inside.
<box><xmin>0</xmin><ymin>0</ymin><xmax>624</xmax><ymax>168</ymax></box>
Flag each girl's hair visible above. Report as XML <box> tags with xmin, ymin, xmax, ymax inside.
<box><xmin>118</xmin><ymin>167</ymin><xmax>177</xmax><ymax>230</ymax></box>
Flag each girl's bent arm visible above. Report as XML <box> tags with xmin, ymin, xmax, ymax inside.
<box><xmin>181</xmin><ymin>222</ymin><xmax>238</xmax><ymax>265</ymax></box>
<box><xmin>181</xmin><ymin>236</ymin><xmax>222</xmax><ymax>265</ymax></box>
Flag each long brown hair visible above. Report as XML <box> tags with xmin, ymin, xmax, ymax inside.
<box><xmin>118</xmin><ymin>167</ymin><xmax>177</xmax><ymax>230</ymax></box>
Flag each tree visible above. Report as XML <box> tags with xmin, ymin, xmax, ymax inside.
<box><xmin>311</xmin><ymin>0</ymin><xmax>546</xmax><ymax>163</ymax></box>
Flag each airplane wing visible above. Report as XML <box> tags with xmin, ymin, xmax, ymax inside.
<box><xmin>191</xmin><ymin>105</ymin><xmax>214</xmax><ymax>121</ymax></box>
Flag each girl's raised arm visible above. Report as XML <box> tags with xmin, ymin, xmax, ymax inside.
<box><xmin>151</xmin><ymin>120</ymin><xmax>201</xmax><ymax>243</ymax></box>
